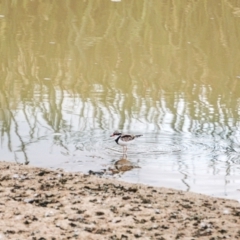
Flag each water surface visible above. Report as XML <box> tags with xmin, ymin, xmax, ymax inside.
<box><xmin>1</xmin><ymin>0</ymin><xmax>240</xmax><ymax>200</ymax></box>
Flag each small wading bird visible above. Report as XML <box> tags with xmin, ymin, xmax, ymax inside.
<box><xmin>110</xmin><ymin>130</ymin><xmax>143</xmax><ymax>156</ymax></box>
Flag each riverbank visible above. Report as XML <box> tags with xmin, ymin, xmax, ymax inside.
<box><xmin>0</xmin><ymin>161</ymin><xmax>239</xmax><ymax>239</ymax></box>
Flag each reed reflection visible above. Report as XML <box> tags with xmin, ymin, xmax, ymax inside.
<box><xmin>0</xmin><ymin>81</ymin><xmax>240</xmax><ymax>163</ymax></box>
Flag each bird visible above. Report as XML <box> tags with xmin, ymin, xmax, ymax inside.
<box><xmin>110</xmin><ymin>130</ymin><xmax>143</xmax><ymax>156</ymax></box>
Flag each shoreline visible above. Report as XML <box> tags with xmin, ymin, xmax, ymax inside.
<box><xmin>0</xmin><ymin>161</ymin><xmax>239</xmax><ymax>239</ymax></box>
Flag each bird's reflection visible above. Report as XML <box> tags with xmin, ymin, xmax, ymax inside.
<box><xmin>114</xmin><ymin>158</ymin><xmax>135</xmax><ymax>172</ymax></box>
<box><xmin>88</xmin><ymin>157</ymin><xmax>139</xmax><ymax>176</ymax></box>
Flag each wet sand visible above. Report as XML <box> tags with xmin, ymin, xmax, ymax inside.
<box><xmin>0</xmin><ymin>161</ymin><xmax>239</xmax><ymax>240</ymax></box>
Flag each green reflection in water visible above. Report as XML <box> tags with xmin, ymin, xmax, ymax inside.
<box><xmin>0</xmin><ymin>0</ymin><xmax>240</xmax><ymax>198</ymax></box>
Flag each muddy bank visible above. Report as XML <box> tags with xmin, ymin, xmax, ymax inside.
<box><xmin>0</xmin><ymin>161</ymin><xmax>239</xmax><ymax>239</ymax></box>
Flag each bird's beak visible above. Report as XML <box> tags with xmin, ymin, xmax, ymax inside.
<box><xmin>110</xmin><ymin>134</ymin><xmax>114</xmax><ymax>137</ymax></box>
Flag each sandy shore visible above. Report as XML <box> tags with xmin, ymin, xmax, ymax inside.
<box><xmin>0</xmin><ymin>161</ymin><xmax>239</xmax><ymax>239</ymax></box>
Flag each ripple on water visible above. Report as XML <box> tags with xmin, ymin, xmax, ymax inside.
<box><xmin>81</xmin><ymin>133</ymin><xmax>216</xmax><ymax>160</ymax></box>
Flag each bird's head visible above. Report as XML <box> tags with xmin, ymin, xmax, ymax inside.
<box><xmin>110</xmin><ymin>130</ymin><xmax>122</xmax><ymax>137</ymax></box>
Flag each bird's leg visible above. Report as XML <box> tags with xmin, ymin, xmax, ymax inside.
<box><xmin>123</xmin><ymin>146</ymin><xmax>127</xmax><ymax>158</ymax></box>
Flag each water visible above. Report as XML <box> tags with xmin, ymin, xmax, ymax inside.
<box><xmin>0</xmin><ymin>0</ymin><xmax>240</xmax><ymax>201</ymax></box>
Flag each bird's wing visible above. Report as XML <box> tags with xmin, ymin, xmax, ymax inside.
<box><xmin>120</xmin><ymin>134</ymin><xmax>135</xmax><ymax>142</ymax></box>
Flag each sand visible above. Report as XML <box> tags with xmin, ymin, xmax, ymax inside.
<box><xmin>0</xmin><ymin>161</ymin><xmax>239</xmax><ymax>240</ymax></box>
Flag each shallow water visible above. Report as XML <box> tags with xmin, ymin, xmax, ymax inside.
<box><xmin>0</xmin><ymin>0</ymin><xmax>240</xmax><ymax>200</ymax></box>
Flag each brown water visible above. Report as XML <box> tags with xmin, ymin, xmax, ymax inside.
<box><xmin>1</xmin><ymin>0</ymin><xmax>240</xmax><ymax>200</ymax></box>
